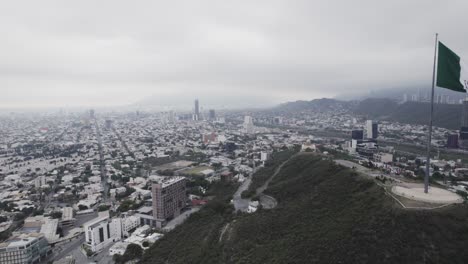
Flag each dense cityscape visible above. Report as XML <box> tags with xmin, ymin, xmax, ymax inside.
<box><xmin>0</xmin><ymin>95</ymin><xmax>468</xmax><ymax>263</ymax></box>
<box><xmin>2</xmin><ymin>1</ymin><xmax>468</xmax><ymax>263</ymax></box>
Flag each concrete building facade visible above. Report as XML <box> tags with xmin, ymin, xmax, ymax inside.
<box><xmin>0</xmin><ymin>233</ymin><xmax>49</xmax><ymax>264</ymax></box>
<box><xmin>84</xmin><ymin>214</ymin><xmax>122</xmax><ymax>252</ymax></box>
<box><xmin>152</xmin><ymin>177</ymin><xmax>187</xmax><ymax>228</ymax></box>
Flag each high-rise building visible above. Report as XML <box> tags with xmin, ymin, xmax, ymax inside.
<box><xmin>194</xmin><ymin>99</ymin><xmax>200</xmax><ymax>121</ymax></box>
<box><xmin>459</xmin><ymin>127</ymin><xmax>468</xmax><ymax>149</ymax></box>
<box><xmin>459</xmin><ymin>99</ymin><xmax>468</xmax><ymax>149</ymax></box>
<box><xmin>461</xmin><ymin>99</ymin><xmax>468</xmax><ymax>128</ymax></box>
<box><xmin>209</xmin><ymin>109</ymin><xmax>216</xmax><ymax>120</ymax></box>
<box><xmin>447</xmin><ymin>134</ymin><xmax>459</xmax><ymax>148</ymax></box>
<box><xmin>351</xmin><ymin>130</ymin><xmax>364</xmax><ymax>140</ymax></box>
<box><xmin>89</xmin><ymin>109</ymin><xmax>95</xmax><ymax>118</ymax></box>
<box><xmin>366</xmin><ymin>120</ymin><xmax>378</xmax><ymax>139</ymax></box>
<box><xmin>152</xmin><ymin>177</ymin><xmax>187</xmax><ymax>228</ymax></box>
<box><xmin>243</xmin><ymin>116</ymin><xmax>255</xmax><ymax>134</ymax></box>
<box><xmin>83</xmin><ymin>212</ymin><xmax>122</xmax><ymax>252</ymax></box>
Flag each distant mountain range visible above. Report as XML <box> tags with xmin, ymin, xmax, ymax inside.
<box><xmin>335</xmin><ymin>86</ymin><xmax>468</xmax><ymax>102</ymax></box>
<box><xmin>275</xmin><ymin>98</ymin><xmax>463</xmax><ymax>130</ymax></box>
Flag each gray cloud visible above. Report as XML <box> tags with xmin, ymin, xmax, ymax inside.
<box><xmin>1</xmin><ymin>0</ymin><xmax>467</xmax><ymax>109</ymax></box>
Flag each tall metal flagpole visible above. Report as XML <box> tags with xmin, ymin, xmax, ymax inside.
<box><xmin>425</xmin><ymin>33</ymin><xmax>438</xmax><ymax>194</ymax></box>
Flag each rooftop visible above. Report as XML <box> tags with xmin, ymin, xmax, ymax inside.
<box><xmin>155</xmin><ymin>176</ymin><xmax>186</xmax><ymax>188</ymax></box>
<box><xmin>0</xmin><ymin>233</ymin><xmax>44</xmax><ymax>249</ymax></box>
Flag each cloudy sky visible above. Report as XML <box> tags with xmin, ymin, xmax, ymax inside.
<box><xmin>1</xmin><ymin>0</ymin><xmax>467</xmax><ymax>109</ymax></box>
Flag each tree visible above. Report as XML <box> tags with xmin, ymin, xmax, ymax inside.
<box><xmin>98</xmin><ymin>205</ymin><xmax>110</xmax><ymax>212</ymax></box>
<box><xmin>123</xmin><ymin>243</ymin><xmax>143</xmax><ymax>261</ymax></box>
<box><xmin>78</xmin><ymin>204</ymin><xmax>88</xmax><ymax>211</ymax></box>
<box><xmin>50</xmin><ymin>211</ymin><xmax>63</xmax><ymax>219</ymax></box>
<box><xmin>113</xmin><ymin>254</ymin><xmax>124</xmax><ymax>264</ymax></box>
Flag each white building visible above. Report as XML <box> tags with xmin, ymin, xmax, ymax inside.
<box><xmin>247</xmin><ymin>201</ymin><xmax>259</xmax><ymax>213</ymax></box>
<box><xmin>83</xmin><ymin>212</ymin><xmax>122</xmax><ymax>252</ymax></box>
<box><xmin>243</xmin><ymin>116</ymin><xmax>255</xmax><ymax>134</ymax></box>
<box><xmin>366</xmin><ymin>120</ymin><xmax>378</xmax><ymax>139</ymax></box>
<box><xmin>40</xmin><ymin>218</ymin><xmax>60</xmax><ymax>243</ymax></box>
<box><xmin>301</xmin><ymin>143</ymin><xmax>316</xmax><ymax>152</ymax></box>
<box><xmin>109</xmin><ymin>241</ymin><xmax>129</xmax><ymax>256</ymax></box>
<box><xmin>0</xmin><ymin>233</ymin><xmax>49</xmax><ymax>263</ymax></box>
<box><xmin>34</xmin><ymin>176</ymin><xmax>47</xmax><ymax>188</ymax></box>
<box><xmin>61</xmin><ymin>207</ymin><xmax>75</xmax><ymax>226</ymax></box>
<box><xmin>374</xmin><ymin>153</ymin><xmax>393</xmax><ymax>163</ymax></box>
<box><xmin>121</xmin><ymin>215</ymin><xmax>140</xmax><ymax>237</ymax></box>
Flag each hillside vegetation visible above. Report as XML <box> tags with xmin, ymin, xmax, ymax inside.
<box><xmin>276</xmin><ymin>98</ymin><xmax>462</xmax><ymax>129</ymax></box>
<box><xmin>355</xmin><ymin>99</ymin><xmax>461</xmax><ymax>129</ymax></box>
<box><xmin>142</xmin><ymin>154</ymin><xmax>468</xmax><ymax>264</ymax></box>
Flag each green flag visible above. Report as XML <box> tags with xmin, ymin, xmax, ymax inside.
<box><xmin>437</xmin><ymin>41</ymin><xmax>468</xmax><ymax>92</ymax></box>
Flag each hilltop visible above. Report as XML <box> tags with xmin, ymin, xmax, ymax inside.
<box><xmin>141</xmin><ymin>153</ymin><xmax>468</xmax><ymax>264</ymax></box>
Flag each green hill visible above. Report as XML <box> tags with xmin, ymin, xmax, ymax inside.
<box><xmin>141</xmin><ymin>154</ymin><xmax>468</xmax><ymax>264</ymax></box>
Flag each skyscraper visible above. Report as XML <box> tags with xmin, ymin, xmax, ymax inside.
<box><xmin>461</xmin><ymin>99</ymin><xmax>468</xmax><ymax>128</ymax></box>
<box><xmin>209</xmin><ymin>109</ymin><xmax>216</xmax><ymax>120</ymax></box>
<box><xmin>351</xmin><ymin>130</ymin><xmax>364</xmax><ymax>140</ymax></box>
<box><xmin>447</xmin><ymin>134</ymin><xmax>459</xmax><ymax>148</ymax></box>
<box><xmin>243</xmin><ymin>116</ymin><xmax>255</xmax><ymax>134</ymax></box>
<box><xmin>366</xmin><ymin>120</ymin><xmax>378</xmax><ymax>139</ymax></box>
<box><xmin>194</xmin><ymin>99</ymin><xmax>200</xmax><ymax>121</ymax></box>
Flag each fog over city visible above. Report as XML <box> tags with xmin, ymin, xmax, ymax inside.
<box><xmin>3</xmin><ymin>2</ymin><xmax>468</xmax><ymax>264</ymax></box>
<box><xmin>1</xmin><ymin>0</ymin><xmax>467</xmax><ymax>109</ymax></box>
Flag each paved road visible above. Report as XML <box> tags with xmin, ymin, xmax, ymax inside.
<box><xmin>335</xmin><ymin>159</ymin><xmax>402</xmax><ymax>183</ymax></box>
<box><xmin>335</xmin><ymin>160</ymin><xmax>374</xmax><ymax>175</ymax></box>
<box><xmin>256</xmin><ymin>156</ymin><xmax>293</xmax><ymax>196</ymax></box>
<box><xmin>163</xmin><ymin>207</ymin><xmax>201</xmax><ymax>231</ymax></box>
<box><xmin>233</xmin><ymin>154</ymin><xmax>297</xmax><ymax>211</ymax></box>
<box><xmin>43</xmin><ymin>234</ymin><xmax>84</xmax><ymax>263</ymax></box>
<box><xmin>232</xmin><ymin>177</ymin><xmax>252</xmax><ymax>212</ymax></box>
<box><xmin>94</xmin><ymin>119</ymin><xmax>109</xmax><ymax>202</ymax></box>
<box><xmin>259</xmin><ymin>194</ymin><xmax>277</xmax><ymax>209</ymax></box>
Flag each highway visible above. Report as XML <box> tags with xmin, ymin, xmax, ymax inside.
<box><xmin>94</xmin><ymin>118</ymin><xmax>109</xmax><ymax>202</ymax></box>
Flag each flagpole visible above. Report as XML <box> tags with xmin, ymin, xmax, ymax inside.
<box><xmin>425</xmin><ymin>33</ymin><xmax>438</xmax><ymax>194</ymax></box>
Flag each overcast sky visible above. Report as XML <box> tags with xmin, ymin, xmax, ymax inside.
<box><xmin>1</xmin><ymin>0</ymin><xmax>468</xmax><ymax>109</ymax></box>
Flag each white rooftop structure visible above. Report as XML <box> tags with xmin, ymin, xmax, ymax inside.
<box><xmin>40</xmin><ymin>218</ymin><xmax>60</xmax><ymax>242</ymax></box>
<box><xmin>109</xmin><ymin>241</ymin><xmax>129</xmax><ymax>256</ymax></box>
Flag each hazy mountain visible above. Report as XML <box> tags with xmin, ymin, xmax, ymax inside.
<box><xmin>335</xmin><ymin>87</ymin><xmax>468</xmax><ymax>102</ymax></box>
<box><xmin>275</xmin><ymin>98</ymin><xmax>355</xmax><ymax>113</ymax></box>
<box><xmin>275</xmin><ymin>97</ymin><xmax>463</xmax><ymax>130</ymax></box>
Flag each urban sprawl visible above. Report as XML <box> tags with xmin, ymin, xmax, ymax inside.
<box><xmin>1</xmin><ymin>97</ymin><xmax>468</xmax><ymax>263</ymax></box>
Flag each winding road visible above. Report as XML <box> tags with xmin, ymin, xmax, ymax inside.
<box><xmin>232</xmin><ymin>153</ymin><xmax>299</xmax><ymax>211</ymax></box>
